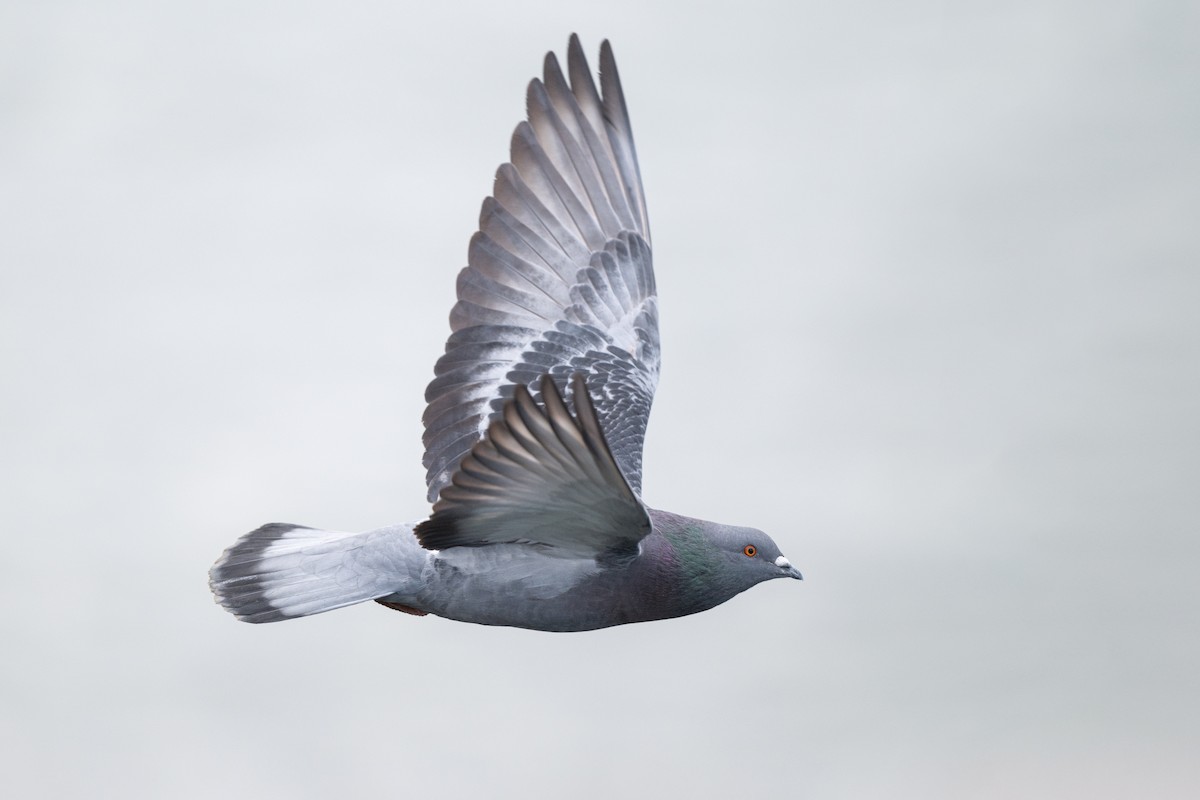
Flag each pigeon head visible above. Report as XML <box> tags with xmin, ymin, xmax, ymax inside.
<box><xmin>706</xmin><ymin>521</ymin><xmax>804</xmax><ymax>586</ymax></box>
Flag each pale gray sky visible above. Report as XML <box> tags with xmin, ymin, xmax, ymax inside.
<box><xmin>2</xmin><ymin>1</ymin><xmax>1198</xmax><ymax>798</ymax></box>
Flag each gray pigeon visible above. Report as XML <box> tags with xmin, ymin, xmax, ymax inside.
<box><xmin>209</xmin><ymin>35</ymin><xmax>802</xmax><ymax>632</ymax></box>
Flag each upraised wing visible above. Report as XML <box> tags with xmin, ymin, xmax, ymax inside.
<box><xmin>422</xmin><ymin>35</ymin><xmax>660</xmax><ymax>504</ymax></box>
<box><xmin>417</xmin><ymin>375</ymin><xmax>651</xmax><ymax>558</ymax></box>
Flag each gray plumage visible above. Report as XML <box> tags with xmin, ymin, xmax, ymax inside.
<box><xmin>209</xmin><ymin>35</ymin><xmax>801</xmax><ymax>632</ymax></box>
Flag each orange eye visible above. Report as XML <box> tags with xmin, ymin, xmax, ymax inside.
<box><xmin>743</xmin><ymin>545</ymin><xmax>757</xmax><ymax>557</ymax></box>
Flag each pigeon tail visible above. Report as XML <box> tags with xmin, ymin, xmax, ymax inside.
<box><xmin>209</xmin><ymin>523</ymin><xmax>427</xmax><ymax>623</ymax></box>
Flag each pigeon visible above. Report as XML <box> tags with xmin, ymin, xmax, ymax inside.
<box><xmin>209</xmin><ymin>34</ymin><xmax>802</xmax><ymax>632</ymax></box>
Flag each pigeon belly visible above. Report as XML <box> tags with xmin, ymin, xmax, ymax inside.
<box><xmin>404</xmin><ymin>534</ymin><xmax>726</xmax><ymax>632</ymax></box>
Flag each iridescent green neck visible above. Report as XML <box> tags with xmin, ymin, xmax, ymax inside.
<box><xmin>648</xmin><ymin>509</ymin><xmax>737</xmax><ymax>613</ymax></box>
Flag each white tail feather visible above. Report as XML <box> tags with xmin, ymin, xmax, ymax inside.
<box><xmin>209</xmin><ymin>523</ymin><xmax>423</xmax><ymax>623</ymax></box>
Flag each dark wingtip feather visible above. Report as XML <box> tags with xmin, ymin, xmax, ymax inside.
<box><xmin>599</xmin><ymin>40</ymin><xmax>616</xmax><ymax>78</ymax></box>
<box><xmin>523</xmin><ymin>77</ymin><xmax>542</xmax><ymax>118</ymax></box>
<box><xmin>543</xmin><ymin>50</ymin><xmax>563</xmax><ymax>84</ymax></box>
<box><xmin>566</xmin><ymin>34</ymin><xmax>589</xmax><ymax>83</ymax></box>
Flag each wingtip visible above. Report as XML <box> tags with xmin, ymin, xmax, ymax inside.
<box><xmin>542</xmin><ymin>50</ymin><xmax>561</xmax><ymax>80</ymax></box>
<box><xmin>599</xmin><ymin>39</ymin><xmax>615</xmax><ymax>69</ymax></box>
<box><xmin>523</xmin><ymin>78</ymin><xmax>543</xmax><ymax>119</ymax></box>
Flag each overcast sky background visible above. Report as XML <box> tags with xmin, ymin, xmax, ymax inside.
<box><xmin>2</xmin><ymin>1</ymin><xmax>1198</xmax><ymax>798</ymax></box>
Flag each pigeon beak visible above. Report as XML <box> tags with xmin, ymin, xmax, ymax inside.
<box><xmin>774</xmin><ymin>555</ymin><xmax>803</xmax><ymax>580</ymax></box>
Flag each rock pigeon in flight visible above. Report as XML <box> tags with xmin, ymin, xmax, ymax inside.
<box><xmin>209</xmin><ymin>35</ymin><xmax>802</xmax><ymax>632</ymax></box>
